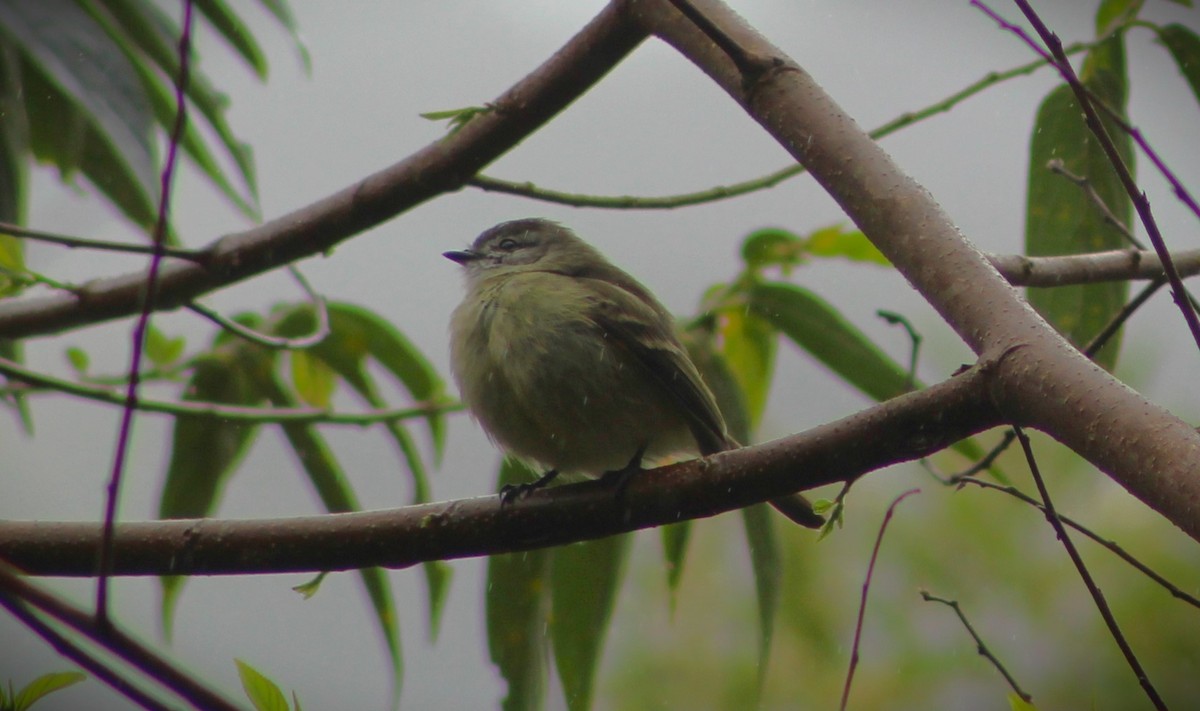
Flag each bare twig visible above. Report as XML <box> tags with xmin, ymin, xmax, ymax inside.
<box><xmin>0</xmin><ymin>354</ymin><xmax>457</xmax><ymax>424</ymax></box>
<box><xmin>0</xmin><ymin>561</ymin><xmax>242</xmax><ymax>711</ymax></box>
<box><xmin>98</xmin><ymin>1</ymin><xmax>194</xmax><ymax>625</ymax></box>
<box><xmin>1014</xmin><ymin>427</ymin><xmax>1166</xmax><ymax>710</ymax></box>
<box><xmin>920</xmin><ymin>591</ymin><xmax>1031</xmax><ymax>703</ymax></box>
<box><xmin>955</xmin><ymin>475</ymin><xmax>1200</xmax><ymax>610</ymax></box>
<box><xmin>976</xmin><ymin>0</ymin><xmax>1200</xmax><ymax>355</ymax></box>
<box><xmin>0</xmin><ymin>221</ymin><xmax>204</xmax><ymax>261</ymax></box>
<box><xmin>840</xmin><ymin>488</ymin><xmax>920</xmax><ymax>711</ymax></box>
<box><xmin>186</xmin><ymin>266</ymin><xmax>330</xmax><ymax>350</ymax></box>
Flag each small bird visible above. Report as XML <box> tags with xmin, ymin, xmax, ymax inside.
<box><xmin>445</xmin><ymin>218</ymin><xmax>822</xmax><ymax>528</ymax></box>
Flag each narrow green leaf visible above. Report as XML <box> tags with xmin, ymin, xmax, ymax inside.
<box><xmin>742</xmin><ymin>503</ymin><xmax>780</xmax><ymax>697</ymax></box>
<box><xmin>0</xmin><ymin>0</ymin><xmax>157</xmax><ymax>202</ymax></box>
<box><xmin>159</xmin><ymin>346</ymin><xmax>267</xmax><ymax>636</ymax></box>
<box><xmin>252</xmin><ymin>0</ymin><xmax>311</xmax><ymax>72</ymax></box>
<box><xmin>291</xmin><ymin>571</ymin><xmax>327</xmax><ymax>600</ymax></box>
<box><xmin>747</xmin><ymin>281</ymin><xmax>991</xmax><ymax>468</ymax></box>
<box><xmin>748</xmin><ymin>281</ymin><xmax>913</xmax><ymax>402</ymax></box>
<box><xmin>10</xmin><ymin>671</ymin><xmax>86</xmax><ymax>711</ymax></box>
<box><xmin>1</xmin><ymin>339</ymin><xmax>33</xmax><ymax>433</ymax></box>
<box><xmin>659</xmin><ymin>521</ymin><xmax>691</xmax><ymax>609</ymax></box>
<box><xmin>1156</xmin><ymin>24</ymin><xmax>1200</xmax><ymax>107</ymax></box>
<box><xmin>235</xmin><ymin>660</ymin><xmax>290</xmax><ymax>711</ymax></box>
<box><xmin>488</xmin><ymin>459</ymin><xmax>552</xmax><ymax>711</ymax></box>
<box><xmin>193</xmin><ymin>0</ymin><xmax>269</xmax><ymax>79</ymax></box>
<box><xmin>551</xmin><ymin>534</ymin><xmax>631</xmax><ymax>711</ymax></box>
<box><xmin>1007</xmin><ymin>692</ymin><xmax>1038</xmax><ymax>711</ymax></box>
<box><xmin>1025</xmin><ymin>32</ymin><xmax>1132</xmax><ymax>370</ymax></box>
<box><xmin>258</xmin><ymin>373</ymin><xmax>404</xmax><ymax>699</ymax></box>
<box><xmin>0</xmin><ymin>42</ymin><xmax>28</xmax><ymax>227</ymax></box>
<box><xmin>710</xmin><ymin>308</ymin><xmax>776</xmax><ymax>430</ymax></box>
<box><xmin>83</xmin><ymin>0</ymin><xmax>259</xmax><ymax>218</ymax></box>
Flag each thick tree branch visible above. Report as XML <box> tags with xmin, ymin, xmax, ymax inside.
<box><xmin>0</xmin><ymin>3</ymin><xmax>646</xmax><ymax>340</ymax></box>
<box><xmin>0</xmin><ymin>362</ymin><xmax>999</xmax><ymax>577</ymax></box>
<box><xmin>629</xmin><ymin>0</ymin><xmax>1200</xmax><ymax>538</ymax></box>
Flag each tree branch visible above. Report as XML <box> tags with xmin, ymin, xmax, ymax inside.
<box><xmin>0</xmin><ymin>361</ymin><xmax>999</xmax><ymax>577</ymax></box>
<box><xmin>0</xmin><ymin>3</ymin><xmax>647</xmax><ymax>340</ymax></box>
<box><xmin>629</xmin><ymin>0</ymin><xmax>1200</xmax><ymax>539</ymax></box>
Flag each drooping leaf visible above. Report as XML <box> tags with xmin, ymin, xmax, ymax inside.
<box><xmin>487</xmin><ymin>459</ymin><xmax>552</xmax><ymax>711</ymax></box>
<box><xmin>659</xmin><ymin>521</ymin><xmax>690</xmax><ymax>610</ymax></box>
<box><xmin>747</xmin><ymin>281</ymin><xmax>914</xmax><ymax>402</ymax></box>
<box><xmin>742</xmin><ymin>503</ymin><xmax>781</xmax><ymax>697</ymax></box>
<box><xmin>143</xmin><ymin>323</ymin><xmax>185</xmax><ymax>367</ymax></box>
<box><xmin>711</xmin><ymin>307</ymin><xmax>776</xmax><ymax>430</ymax></box>
<box><xmin>193</xmin><ymin>0</ymin><xmax>269</xmax><ymax>79</ymax></box>
<box><xmin>236</xmin><ymin>660</ymin><xmax>291</xmax><ymax>711</ymax></box>
<box><xmin>9</xmin><ymin>671</ymin><xmax>86</xmax><ymax>711</ymax></box>
<box><xmin>274</xmin><ymin>302</ymin><xmax>451</xmax><ymax>638</ymax></box>
<box><xmin>159</xmin><ymin>341</ymin><xmax>269</xmax><ymax>636</ymax></box>
<box><xmin>257</xmin><ymin>372</ymin><xmax>403</xmax><ymax>700</ymax></box>
<box><xmin>551</xmin><ymin>534</ymin><xmax>632</xmax><ymax>711</ymax></box>
<box><xmin>1156</xmin><ymin>23</ymin><xmax>1200</xmax><ymax>107</ymax></box>
<box><xmin>1025</xmin><ymin>30</ymin><xmax>1132</xmax><ymax>370</ymax></box>
<box><xmin>747</xmin><ymin>281</ymin><xmax>991</xmax><ymax>468</ymax></box>
<box><xmin>0</xmin><ymin>0</ymin><xmax>158</xmax><ymax>215</ymax></box>
<box><xmin>289</xmin><ymin>349</ymin><xmax>335</xmax><ymax>408</ymax></box>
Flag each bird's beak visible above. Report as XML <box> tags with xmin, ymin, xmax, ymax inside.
<box><xmin>443</xmin><ymin>249</ymin><xmax>480</xmax><ymax>264</ymax></box>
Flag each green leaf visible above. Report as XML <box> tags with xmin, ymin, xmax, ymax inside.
<box><xmin>742</xmin><ymin>504</ymin><xmax>780</xmax><ymax>697</ymax></box>
<box><xmin>804</xmin><ymin>224</ymin><xmax>889</xmax><ymax>265</ymax></box>
<box><xmin>10</xmin><ymin>671</ymin><xmax>86</xmax><ymax>711</ymax></box>
<box><xmin>488</xmin><ymin>459</ymin><xmax>552</xmax><ymax>711</ymax></box>
<box><xmin>0</xmin><ymin>339</ymin><xmax>33</xmax><ymax>433</ymax></box>
<box><xmin>1156</xmin><ymin>24</ymin><xmax>1200</xmax><ymax>108</ymax></box>
<box><xmin>1025</xmin><ymin>32</ymin><xmax>1132</xmax><ymax>371</ymax></box>
<box><xmin>194</xmin><ymin>0</ymin><xmax>268</xmax><ymax>79</ymax></box>
<box><xmin>83</xmin><ymin>0</ymin><xmax>259</xmax><ymax>218</ymax></box>
<box><xmin>159</xmin><ymin>345</ymin><xmax>268</xmax><ymax>636</ymax></box>
<box><xmin>659</xmin><ymin>521</ymin><xmax>691</xmax><ymax>608</ymax></box>
<box><xmin>257</xmin><ymin>373</ymin><xmax>403</xmax><ymax>700</ymax></box>
<box><xmin>748</xmin><ymin>281</ymin><xmax>914</xmax><ymax>402</ymax></box>
<box><xmin>143</xmin><ymin>323</ymin><xmax>185</xmax><ymax>367</ymax></box>
<box><xmin>1007</xmin><ymin>692</ymin><xmax>1038</xmax><ymax>711</ymax></box>
<box><xmin>0</xmin><ymin>43</ymin><xmax>28</xmax><ymax>228</ymax></box>
<box><xmin>0</xmin><ymin>0</ymin><xmax>157</xmax><ymax>209</ymax></box>
<box><xmin>741</xmin><ymin>227</ymin><xmax>802</xmax><ymax>271</ymax></box>
<box><xmin>236</xmin><ymin>660</ymin><xmax>290</xmax><ymax>711</ymax></box>
<box><xmin>65</xmin><ymin>347</ymin><xmax>90</xmax><ymax>375</ymax></box>
<box><xmin>420</xmin><ymin>105</ymin><xmax>492</xmax><ymax>134</ymax></box>
<box><xmin>273</xmin><ymin>302</ymin><xmax>450</xmax><ymax>640</ymax></box>
<box><xmin>551</xmin><ymin>534</ymin><xmax>631</xmax><ymax>711</ymax></box>
<box><xmin>291</xmin><ymin>571</ymin><xmax>327</xmax><ymax>599</ymax></box>
<box><xmin>289</xmin><ymin>349</ymin><xmax>336</xmax><ymax>408</ymax></box>
<box><xmin>709</xmin><ymin>307</ymin><xmax>776</xmax><ymax>430</ymax></box>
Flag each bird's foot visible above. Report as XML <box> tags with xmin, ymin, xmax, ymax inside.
<box><xmin>499</xmin><ymin>469</ymin><xmax>559</xmax><ymax>506</ymax></box>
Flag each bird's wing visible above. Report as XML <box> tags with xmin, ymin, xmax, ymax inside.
<box><xmin>580</xmin><ymin>278</ymin><xmax>732</xmax><ymax>456</ymax></box>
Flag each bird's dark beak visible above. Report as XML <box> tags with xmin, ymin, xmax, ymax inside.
<box><xmin>443</xmin><ymin>249</ymin><xmax>480</xmax><ymax>264</ymax></box>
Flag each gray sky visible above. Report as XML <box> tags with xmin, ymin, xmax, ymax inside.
<box><xmin>3</xmin><ymin>1</ymin><xmax>1199</xmax><ymax>709</ymax></box>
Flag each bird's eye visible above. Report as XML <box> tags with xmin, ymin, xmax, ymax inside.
<box><xmin>497</xmin><ymin>238</ymin><xmax>518</xmax><ymax>251</ymax></box>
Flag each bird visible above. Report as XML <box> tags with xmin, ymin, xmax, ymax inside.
<box><xmin>445</xmin><ymin>218</ymin><xmax>822</xmax><ymax>528</ymax></box>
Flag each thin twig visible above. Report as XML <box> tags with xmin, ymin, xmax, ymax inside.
<box><xmin>1047</xmin><ymin>159</ymin><xmax>1141</xmax><ymax>248</ymax></box>
<box><xmin>0</xmin><ymin>354</ymin><xmax>459</xmax><ymax>424</ymax></box>
<box><xmin>840</xmin><ymin>488</ymin><xmax>920</xmax><ymax>711</ymax></box>
<box><xmin>0</xmin><ymin>561</ymin><xmax>242</xmax><ymax>711</ymax></box>
<box><xmin>976</xmin><ymin>0</ymin><xmax>1200</xmax><ymax>355</ymax></box>
<box><xmin>1013</xmin><ymin>426</ymin><xmax>1166</xmax><ymax>709</ymax></box>
<box><xmin>468</xmin><ymin>39</ymin><xmax>1098</xmax><ymax>210</ymax></box>
<box><xmin>955</xmin><ymin>475</ymin><xmax>1200</xmax><ymax>610</ymax></box>
<box><xmin>0</xmin><ymin>597</ymin><xmax>172</xmax><ymax>711</ymax></box>
<box><xmin>186</xmin><ymin>266</ymin><xmax>331</xmax><ymax>350</ymax></box>
<box><xmin>876</xmin><ymin>310</ymin><xmax>922</xmax><ymax>391</ymax></box>
<box><xmin>0</xmin><ymin>221</ymin><xmax>204</xmax><ymax>261</ymax></box>
<box><xmin>98</xmin><ymin>3</ymin><xmax>195</xmax><ymax>623</ymax></box>
<box><xmin>920</xmin><ymin>591</ymin><xmax>1032</xmax><ymax>703</ymax></box>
